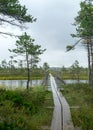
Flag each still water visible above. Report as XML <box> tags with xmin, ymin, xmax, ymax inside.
<box><xmin>64</xmin><ymin>79</ymin><xmax>88</xmax><ymax>84</ymax></box>
<box><xmin>0</xmin><ymin>80</ymin><xmax>42</xmax><ymax>89</ymax></box>
<box><xmin>0</xmin><ymin>79</ymin><xmax>88</xmax><ymax>89</ymax></box>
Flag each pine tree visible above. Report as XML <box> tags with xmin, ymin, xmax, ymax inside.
<box><xmin>67</xmin><ymin>0</ymin><xmax>93</xmax><ymax>88</ymax></box>
<box><xmin>0</xmin><ymin>0</ymin><xmax>36</xmax><ymax>36</ymax></box>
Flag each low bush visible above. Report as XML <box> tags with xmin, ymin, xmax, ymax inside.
<box><xmin>62</xmin><ymin>83</ymin><xmax>93</xmax><ymax>129</ymax></box>
<box><xmin>0</xmin><ymin>86</ymin><xmax>53</xmax><ymax>130</ymax></box>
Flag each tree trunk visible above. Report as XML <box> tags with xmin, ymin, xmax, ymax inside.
<box><xmin>30</xmin><ymin>56</ymin><xmax>33</xmax><ymax>87</ymax></box>
<box><xmin>87</xmin><ymin>42</ymin><xmax>91</xmax><ymax>86</ymax></box>
<box><xmin>87</xmin><ymin>38</ymin><xmax>93</xmax><ymax>88</ymax></box>
<box><xmin>27</xmin><ymin>67</ymin><xmax>30</xmax><ymax>90</ymax></box>
<box><xmin>26</xmin><ymin>52</ymin><xmax>30</xmax><ymax>90</ymax></box>
<box><xmin>90</xmin><ymin>40</ymin><xmax>93</xmax><ymax>88</ymax></box>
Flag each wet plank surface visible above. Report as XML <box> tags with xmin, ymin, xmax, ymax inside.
<box><xmin>50</xmin><ymin>74</ymin><xmax>74</xmax><ymax>130</ymax></box>
<box><xmin>50</xmin><ymin>74</ymin><xmax>62</xmax><ymax>130</ymax></box>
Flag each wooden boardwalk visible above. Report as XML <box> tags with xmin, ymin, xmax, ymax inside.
<box><xmin>50</xmin><ymin>74</ymin><xmax>74</xmax><ymax>130</ymax></box>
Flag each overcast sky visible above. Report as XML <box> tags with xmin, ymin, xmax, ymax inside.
<box><xmin>0</xmin><ymin>0</ymin><xmax>88</xmax><ymax>67</ymax></box>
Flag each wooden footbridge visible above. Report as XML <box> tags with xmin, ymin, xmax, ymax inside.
<box><xmin>50</xmin><ymin>74</ymin><xmax>74</xmax><ymax>130</ymax></box>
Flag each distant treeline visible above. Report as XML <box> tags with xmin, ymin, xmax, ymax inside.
<box><xmin>51</xmin><ymin>60</ymin><xmax>88</xmax><ymax>80</ymax></box>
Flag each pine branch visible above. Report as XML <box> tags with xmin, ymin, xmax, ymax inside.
<box><xmin>0</xmin><ymin>18</ymin><xmax>26</xmax><ymax>28</ymax></box>
<box><xmin>0</xmin><ymin>31</ymin><xmax>19</xmax><ymax>37</ymax></box>
<box><xmin>66</xmin><ymin>38</ymin><xmax>82</xmax><ymax>52</ymax></box>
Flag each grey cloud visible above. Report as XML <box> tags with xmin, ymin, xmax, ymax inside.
<box><xmin>0</xmin><ymin>0</ymin><xmax>88</xmax><ymax>67</ymax></box>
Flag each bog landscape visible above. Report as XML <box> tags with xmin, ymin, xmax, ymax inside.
<box><xmin>0</xmin><ymin>0</ymin><xmax>93</xmax><ymax>130</ymax></box>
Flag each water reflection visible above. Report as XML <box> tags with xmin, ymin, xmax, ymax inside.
<box><xmin>0</xmin><ymin>80</ymin><xmax>42</xmax><ymax>89</ymax></box>
<box><xmin>64</xmin><ymin>79</ymin><xmax>88</xmax><ymax>84</ymax></box>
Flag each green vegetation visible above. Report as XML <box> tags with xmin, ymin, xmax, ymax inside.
<box><xmin>62</xmin><ymin>74</ymin><xmax>88</xmax><ymax>80</ymax></box>
<box><xmin>0</xmin><ymin>0</ymin><xmax>35</xmax><ymax>37</ymax></box>
<box><xmin>0</xmin><ymin>76</ymin><xmax>42</xmax><ymax>80</ymax></box>
<box><xmin>0</xmin><ymin>86</ymin><xmax>53</xmax><ymax>130</ymax></box>
<box><xmin>66</xmin><ymin>0</ymin><xmax>93</xmax><ymax>87</ymax></box>
<box><xmin>51</xmin><ymin>65</ymin><xmax>88</xmax><ymax>80</ymax></box>
<box><xmin>61</xmin><ymin>83</ymin><xmax>93</xmax><ymax>129</ymax></box>
<box><xmin>9</xmin><ymin>32</ymin><xmax>45</xmax><ymax>89</ymax></box>
<box><xmin>0</xmin><ymin>67</ymin><xmax>45</xmax><ymax>80</ymax></box>
<box><xmin>61</xmin><ymin>61</ymin><xmax>88</xmax><ymax>80</ymax></box>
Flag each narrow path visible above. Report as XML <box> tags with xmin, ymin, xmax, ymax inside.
<box><xmin>50</xmin><ymin>74</ymin><xmax>62</xmax><ymax>130</ymax></box>
<box><xmin>50</xmin><ymin>74</ymin><xmax>74</xmax><ymax>130</ymax></box>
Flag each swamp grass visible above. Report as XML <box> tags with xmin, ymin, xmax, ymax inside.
<box><xmin>61</xmin><ymin>83</ymin><xmax>93</xmax><ymax>130</ymax></box>
<box><xmin>0</xmin><ymin>76</ymin><xmax>43</xmax><ymax>80</ymax></box>
<box><xmin>62</xmin><ymin>74</ymin><xmax>88</xmax><ymax>80</ymax></box>
<box><xmin>0</xmin><ymin>86</ymin><xmax>53</xmax><ymax>130</ymax></box>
